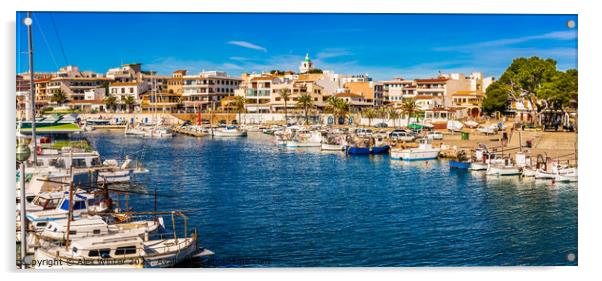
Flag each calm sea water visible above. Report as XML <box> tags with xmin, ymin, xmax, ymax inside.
<box><xmin>86</xmin><ymin>131</ymin><xmax>578</xmax><ymax>267</ymax></box>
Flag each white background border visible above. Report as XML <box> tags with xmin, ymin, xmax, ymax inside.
<box><xmin>1</xmin><ymin>0</ymin><xmax>600</xmax><ymax>280</ymax></box>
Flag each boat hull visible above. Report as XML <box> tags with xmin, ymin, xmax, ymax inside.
<box><xmin>321</xmin><ymin>144</ymin><xmax>345</xmax><ymax>151</ymax></box>
<box><xmin>391</xmin><ymin>149</ymin><xmax>440</xmax><ymax>161</ymax></box>
<box><xmin>449</xmin><ymin>160</ymin><xmax>471</xmax><ymax>169</ymax></box>
<box><xmin>286</xmin><ymin>141</ymin><xmax>321</xmax><ymax>148</ymax></box>
<box><xmin>346</xmin><ymin>147</ymin><xmax>370</xmax><ymax>155</ymax></box>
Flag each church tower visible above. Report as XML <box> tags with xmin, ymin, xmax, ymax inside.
<box><xmin>299</xmin><ymin>52</ymin><xmax>314</xmax><ymax>73</ymax></box>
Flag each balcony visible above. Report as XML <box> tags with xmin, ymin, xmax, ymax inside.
<box><xmin>246</xmin><ymin>89</ymin><xmax>271</xmax><ymax>97</ymax></box>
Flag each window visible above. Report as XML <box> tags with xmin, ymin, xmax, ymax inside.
<box><xmin>73</xmin><ymin>200</ymin><xmax>86</xmax><ymax>210</ymax></box>
<box><xmin>93</xmin><ymin>229</ymin><xmax>101</xmax><ymax>234</ymax></box>
<box><xmin>115</xmin><ymin>246</ymin><xmax>137</xmax><ymax>255</ymax></box>
<box><xmin>129</xmin><ymin>88</ymin><xmax>134</xmax><ymax>94</ymax></box>
<box><xmin>69</xmin><ymin>230</ymin><xmax>76</xmax><ymax>235</ymax></box>
<box><xmin>88</xmin><ymin>248</ymin><xmax>111</xmax><ymax>258</ymax></box>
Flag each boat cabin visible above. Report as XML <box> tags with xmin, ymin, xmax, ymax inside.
<box><xmin>69</xmin><ymin>234</ymin><xmax>144</xmax><ymax>260</ymax></box>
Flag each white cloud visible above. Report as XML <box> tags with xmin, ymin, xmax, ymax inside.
<box><xmin>227</xmin><ymin>41</ymin><xmax>267</xmax><ymax>52</ymax></box>
<box><xmin>434</xmin><ymin>30</ymin><xmax>577</xmax><ymax>52</ymax></box>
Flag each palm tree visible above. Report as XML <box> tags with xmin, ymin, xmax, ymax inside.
<box><xmin>278</xmin><ymin>88</ymin><xmax>292</xmax><ymax>125</ymax></box>
<box><xmin>326</xmin><ymin>96</ymin><xmax>350</xmax><ymax>126</ymax></box>
<box><xmin>362</xmin><ymin>108</ymin><xmax>377</xmax><ymax>127</ymax></box>
<box><xmin>401</xmin><ymin>98</ymin><xmax>418</xmax><ymax>127</ymax></box>
<box><xmin>104</xmin><ymin>94</ymin><xmax>117</xmax><ymax>113</ymax></box>
<box><xmin>124</xmin><ymin>96</ymin><xmax>136</xmax><ymax>113</ymax></box>
<box><xmin>232</xmin><ymin>96</ymin><xmax>247</xmax><ymax>124</ymax></box>
<box><xmin>51</xmin><ymin>90</ymin><xmax>68</xmax><ymax>106</ymax></box>
<box><xmin>388</xmin><ymin>108</ymin><xmax>401</xmax><ymax>128</ymax></box>
<box><xmin>297</xmin><ymin>93</ymin><xmax>314</xmax><ymax>125</ymax></box>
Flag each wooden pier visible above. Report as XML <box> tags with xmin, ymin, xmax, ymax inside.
<box><xmin>172</xmin><ymin>127</ymin><xmax>209</xmax><ymax>137</ymax></box>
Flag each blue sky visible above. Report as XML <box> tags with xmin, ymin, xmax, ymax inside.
<box><xmin>16</xmin><ymin>12</ymin><xmax>577</xmax><ymax>80</ymax></box>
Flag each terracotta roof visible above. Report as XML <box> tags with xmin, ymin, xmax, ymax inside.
<box><xmin>250</xmin><ymin>76</ymin><xmax>275</xmax><ymax>82</ymax></box>
<box><xmin>52</xmin><ymin>77</ymin><xmax>110</xmax><ymax>81</ymax></box>
<box><xmin>110</xmin><ymin>82</ymin><xmax>139</xmax><ymax>87</ymax></box>
<box><xmin>414</xmin><ymin>95</ymin><xmax>435</xmax><ymax>100</ymax></box>
<box><xmin>173</xmin><ymin>70</ymin><xmax>187</xmax><ymax>74</ymax></box>
<box><xmin>336</xmin><ymin>93</ymin><xmax>364</xmax><ymax>98</ymax></box>
<box><xmin>415</xmin><ymin>77</ymin><xmax>449</xmax><ymax>83</ymax></box>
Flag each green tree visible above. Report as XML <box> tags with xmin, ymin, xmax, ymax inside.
<box><xmin>123</xmin><ymin>96</ymin><xmax>136</xmax><ymax>113</ymax></box>
<box><xmin>326</xmin><ymin>96</ymin><xmax>350</xmax><ymax>126</ymax></box>
<box><xmin>232</xmin><ymin>96</ymin><xmax>247</xmax><ymax>124</ymax></box>
<box><xmin>401</xmin><ymin>98</ymin><xmax>417</xmax><ymax>126</ymax></box>
<box><xmin>51</xmin><ymin>90</ymin><xmax>68</xmax><ymax>106</ymax></box>
<box><xmin>362</xmin><ymin>108</ymin><xmax>377</xmax><ymax>127</ymax></box>
<box><xmin>388</xmin><ymin>108</ymin><xmax>401</xmax><ymax>128</ymax></box>
<box><xmin>104</xmin><ymin>94</ymin><xmax>117</xmax><ymax>112</ymax></box>
<box><xmin>482</xmin><ymin>56</ymin><xmax>577</xmax><ymax>117</ymax></box>
<box><xmin>482</xmin><ymin>82</ymin><xmax>512</xmax><ymax>114</ymax></box>
<box><xmin>296</xmin><ymin>93</ymin><xmax>314</xmax><ymax>125</ymax></box>
<box><xmin>278</xmin><ymin>88</ymin><xmax>292</xmax><ymax>124</ymax></box>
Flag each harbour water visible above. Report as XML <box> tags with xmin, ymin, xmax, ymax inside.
<box><xmin>86</xmin><ymin>131</ymin><xmax>577</xmax><ymax>267</ymax></box>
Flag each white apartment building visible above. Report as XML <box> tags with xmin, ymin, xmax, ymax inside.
<box><xmin>182</xmin><ymin>71</ymin><xmax>242</xmax><ymax>112</ymax></box>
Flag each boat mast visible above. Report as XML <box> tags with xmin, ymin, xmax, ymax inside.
<box><xmin>26</xmin><ymin>11</ymin><xmax>38</xmax><ymax>164</ymax></box>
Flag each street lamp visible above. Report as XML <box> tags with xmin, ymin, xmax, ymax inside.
<box><xmin>16</xmin><ymin>136</ymin><xmax>31</xmax><ymax>269</ymax></box>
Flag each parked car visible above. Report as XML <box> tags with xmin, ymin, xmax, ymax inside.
<box><xmin>374</xmin><ymin>122</ymin><xmax>388</xmax><ymax>128</ymax></box>
<box><xmin>355</xmin><ymin>128</ymin><xmax>373</xmax><ymax>137</ymax></box>
<box><xmin>427</xmin><ymin>131</ymin><xmax>444</xmax><ymax>140</ymax></box>
<box><xmin>389</xmin><ymin>130</ymin><xmax>415</xmax><ymax>142</ymax></box>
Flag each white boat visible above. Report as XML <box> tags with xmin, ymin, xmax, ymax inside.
<box><xmin>469</xmin><ymin>162</ymin><xmax>488</xmax><ymax>171</ymax></box>
<box><xmin>33</xmin><ymin>212</ymin><xmax>213</xmax><ymax>268</ymax></box>
<box><xmin>447</xmin><ymin>120</ymin><xmax>464</xmax><ymax>132</ymax></box>
<box><xmin>476</xmin><ymin>125</ymin><xmax>497</xmax><ymax>135</ymax></box>
<box><xmin>25</xmin><ymin>192</ymin><xmax>110</xmax><ymax>232</ymax></box>
<box><xmin>464</xmin><ymin>120</ymin><xmax>479</xmax><ymax>129</ymax></box>
<box><xmin>486</xmin><ymin>164</ymin><xmax>521</xmax><ymax>176</ymax></box>
<box><xmin>37</xmin><ymin>215</ymin><xmax>164</xmax><ymax>243</ymax></box>
<box><xmin>522</xmin><ymin>167</ymin><xmax>537</xmax><ymax>177</ymax></box>
<box><xmin>33</xmin><ymin>232</ymin><xmax>207</xmax><ymax>268</ymax></box>
<box><xmin>390</xmin><ymin>139</ymin><xmax>441</xmax><ymax>161</ymax></box>
<box><xmin>555</xmin><ymin>168</ymin><xmax>578</xmax><ymax>182</ymax></box>
<box><xmin>321</xmin><ymin>143</ymin><xmax>346</xmax><ymax>151</ymax></box>
<box><xmin>213</xmin><ymin>126</ymin><xmax>248</xmax><ymax>137</ymax></box>
<box><xmin>286</xmin><ymin>131</ymin><xmax>322</xmax><ymax>147</ymax></box>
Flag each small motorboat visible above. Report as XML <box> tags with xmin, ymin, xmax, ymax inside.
<box><xmin>449</xmin><ymin>160</ymin><xmax>471</xmax><ymax>169</ymax></box>
<box><xmin>286</xmin><ymin>131</ymin><xmax>322</xmax><ymax>148</ymax></box>
<box><xmin>449</xmin><ymin>150</ymin><xmax>471</xmax><ymax>169</ymax></box>
<box><xmin>390</xmin><ymin>139</ymin><xmax>440</xmax><ymax>161</ymax></box>
<box><xmin>213</xmin><ymin>126</ymin><xmax>248</xmax><ymax>137</ymax></box>
<box><xmin>486</xmin><ymin>164</ymin><xmax>521</xmax><ymax>176</ymax></box>
<box><xmin>522</xmin><ymin>167</ymin><xmax>537</xmax><ymax>177</ymax></box>
<box><xmin>321</xmin><ymin>143</ymin><xmax>345</xmax><ymax>151</ymax></box>
<box><xmin>346</xmin><ymin>146</ymin><xmax>371</xmax><ymax>155</ymax></box>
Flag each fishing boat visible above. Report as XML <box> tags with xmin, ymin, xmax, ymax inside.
<box><xmin>25</xmin><ymin>192</ymin><xmax>110</xmax><ymax>232</ymax></box>
<box><xmin>286</xmin><ymin>131</ymin><xmax>322</xmax><ymax>148</ymax></box>
<box><xmin>37</xmin><ymin>215</ymin><xmax>164</xmax><ymax>243</ymax></box>
<box><xmin>320</xmin><ymin>134</ymin><xmax>347</xmax><ymax>151</ymax></box>
<box><xmin>321</xmin><ymin>143</ymin><xmax>346</xmax><ymax>151</ymax></box>
<box><xmin>390</xmin><ymin>139</ymin><xmax>440</xmax><ymax>161</ymax></box>
<box><xmin>346</xmin><ymin>146</ymin><xmax>371</xmax><ymax>155</ymax></box>
<box><xmin>213</xmin><ymin>126</ymin><xmax>248</xmax><ymax>137</ymax></box>
<box><xmin>33</xmin><ymin>212</ymin><xmax>213</xmax><ymax>268</ymax></box>
<box><xmin>555</xmin><ymin>168</ymin><xmax>578</xmax><ymax>182</ymax></box>
<box><xmin>522</xmin><ymin>167</ymin><xmax>537</xmax><ymax>177</ymax></box>
<box><xmin>486</xmin><ymin>164</ymin><xmax>521</xmax><ymax>176</ymax></box>
<box><xmin>449</xmin><ymin>150</ymin><xmax>471</xmax><ymax>169</ymax></box>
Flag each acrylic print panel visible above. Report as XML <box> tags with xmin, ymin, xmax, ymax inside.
<box><xmin>15</xmin><ymin>12</ymin><xmax>578</xmax><ymax>268</ymax></box>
